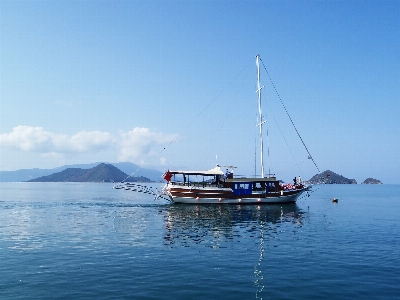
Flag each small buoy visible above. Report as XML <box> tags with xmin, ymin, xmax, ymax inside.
<box><xmin>332</xmin><ymin>198</ymin><xmax>338</xmax><ymax>203</ymax></box>
<box><xmin>219</xmin><ymin>198</ymin><xmax>222</xmax><ymax>202</ymax></box>
<box><xmin>257</xmin><ymin>198</ymin><xmax>261</xmax><ymax>202</ymax></box>
<box><xmin>238</xmin><ymin>199</ymin><xmax>242</xmax><ymax>203</ymax></box>
<box><xmin>196</xmin><ymin>197</ymin><xmax>200</xmax><ymax>201</ymax></box>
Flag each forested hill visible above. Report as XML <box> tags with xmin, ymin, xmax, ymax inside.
<box><xmin>27</xmin><ymin>163</ymin><xmax>151</xmax><ymax>183</ymax></box>
<box><xmin>307</xmin><ymin>170</ymin><xmax>357</xmax><ymax>184</ymax></box>
<box><xmin>0</xmin><ymin>162</ymin><xmax>162</xmax><ymax>182</ymax></box>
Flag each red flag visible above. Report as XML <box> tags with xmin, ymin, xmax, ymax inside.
<box><xmin>163</xmin><ymin>170</ymin><xmax>172</xmax><ymax>182</ymax></box>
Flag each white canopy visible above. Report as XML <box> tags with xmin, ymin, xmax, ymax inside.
<box><xmin>169</xmin><ymin>166</ymin><xmax>224</xmax><ymax>176</ymax></box>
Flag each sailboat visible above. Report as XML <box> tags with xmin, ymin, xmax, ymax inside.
<box><xmin>161</xmin><ymin>55</ymin><xmax>307</xmax><ymax>204</ymax></box>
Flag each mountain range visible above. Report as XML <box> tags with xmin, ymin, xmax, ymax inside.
<box><xmin>0</xmin><ymin>162</ymin><xmax>163</xmax><ymax>182</ymax></box>
<box><xmin>1</xmin><ymin>164</ymin><xmax>381</xmax><ymax>184</ymax></box>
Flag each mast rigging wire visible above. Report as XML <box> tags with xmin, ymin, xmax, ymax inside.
<box><xmin>259</xmin><ymin>57</ymin><xmax>320</xmax><ymax>173</ymax></box>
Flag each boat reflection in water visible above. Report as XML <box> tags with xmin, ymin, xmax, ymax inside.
<box><xmin>161</xmin><ymin>203</ymin><xmax>306</xmax><ymax>298</ymax></box>
<box><xmin>161</xmin><ymin>203</ymin><xmax>305</xmax><ymax>247</ymax></box>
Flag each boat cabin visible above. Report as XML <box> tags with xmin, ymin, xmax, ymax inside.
<box><xmin>167</xmin><ymin>167</ymin><xmax>225</xmax><ymax>187</ymax></box>
<box><xmin>167</xmin><ymin>167</ymin><xmax>281</xmax><ymax>195</ymax></box>
<box><xmin>226</xmin><ymin>177</ymin><xmax>280</xmax><ymax>195</ymax></box>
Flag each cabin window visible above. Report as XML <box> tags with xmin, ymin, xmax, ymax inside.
<box><xmin>234</xmin><ymin>183</ymin><xmax>250</xmax><ymax>189</ymax></box>
<box><xmin>265</xmin><ymin>182</ymin><xmax>277</xmax><ymax>193</ymax></box>
<box><xmin>233</xmin><ymin>183</ymin><xmax>252</xmax><ymax>195</ymax></box>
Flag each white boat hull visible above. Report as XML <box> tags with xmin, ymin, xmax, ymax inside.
<box><xmin>168</xmin><ymin>188</ymin><xmax>305</xmax><ymax>204</ymax></box>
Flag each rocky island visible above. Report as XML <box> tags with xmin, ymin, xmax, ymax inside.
<box><xmin>307</xmin><ymin>170</ymin><xmax>357</xmax><ymax>184</ymax></box>
<box><xmin>361</xmin><ymin>178</ymin><xmax>382</xmax><ymax>184</ymax></box>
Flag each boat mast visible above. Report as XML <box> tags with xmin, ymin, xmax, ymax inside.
<box><xmin>256</xmin><ymin>55</ymin><xmax>265</xmax><ymax>178</ymax></box>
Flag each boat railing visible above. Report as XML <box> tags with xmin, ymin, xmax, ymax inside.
<box><xmin>170</xmin><ymin>181</ymin><xmax>226</xmax><ymax>188</ymax></box>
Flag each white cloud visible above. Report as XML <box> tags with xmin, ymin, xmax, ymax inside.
<box><xmin>40</xmin><ymin>152</ymin><xmax>65</xmax><ymax>159</ymax></box>
<box><xmin>118</xmin><ymin>127</ymin><xmax>178</xmax><ymax>163</ymax></box>
<box><xmin>0</xmin><ymin>126</ymin><xmax>54</xmax><ymax>152</ymax></box>
<box><xmin>0</xmin><ymin>125</ymin><xmax>114</xmax><ymax>155</ymax></box>
<box><xmin>55</xmin><ymin>130</ymin><xmax>115</xmax><ymax>153</ymax></box>
<box><xmin>0</xmin><ymin>125</ymin><xmax>179</xmax><ymax>166</ymax></box>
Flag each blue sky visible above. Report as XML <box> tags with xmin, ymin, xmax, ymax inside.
<box><xmin>1</xmin><ymin>0</ymin><xmax>399</xmax><ymax>183</ymax></box>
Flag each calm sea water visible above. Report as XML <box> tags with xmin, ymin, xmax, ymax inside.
<box><xmin>0</xmin><ymin>182</ymin><xmax>399</xmax><ymax>299</ymax></box>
